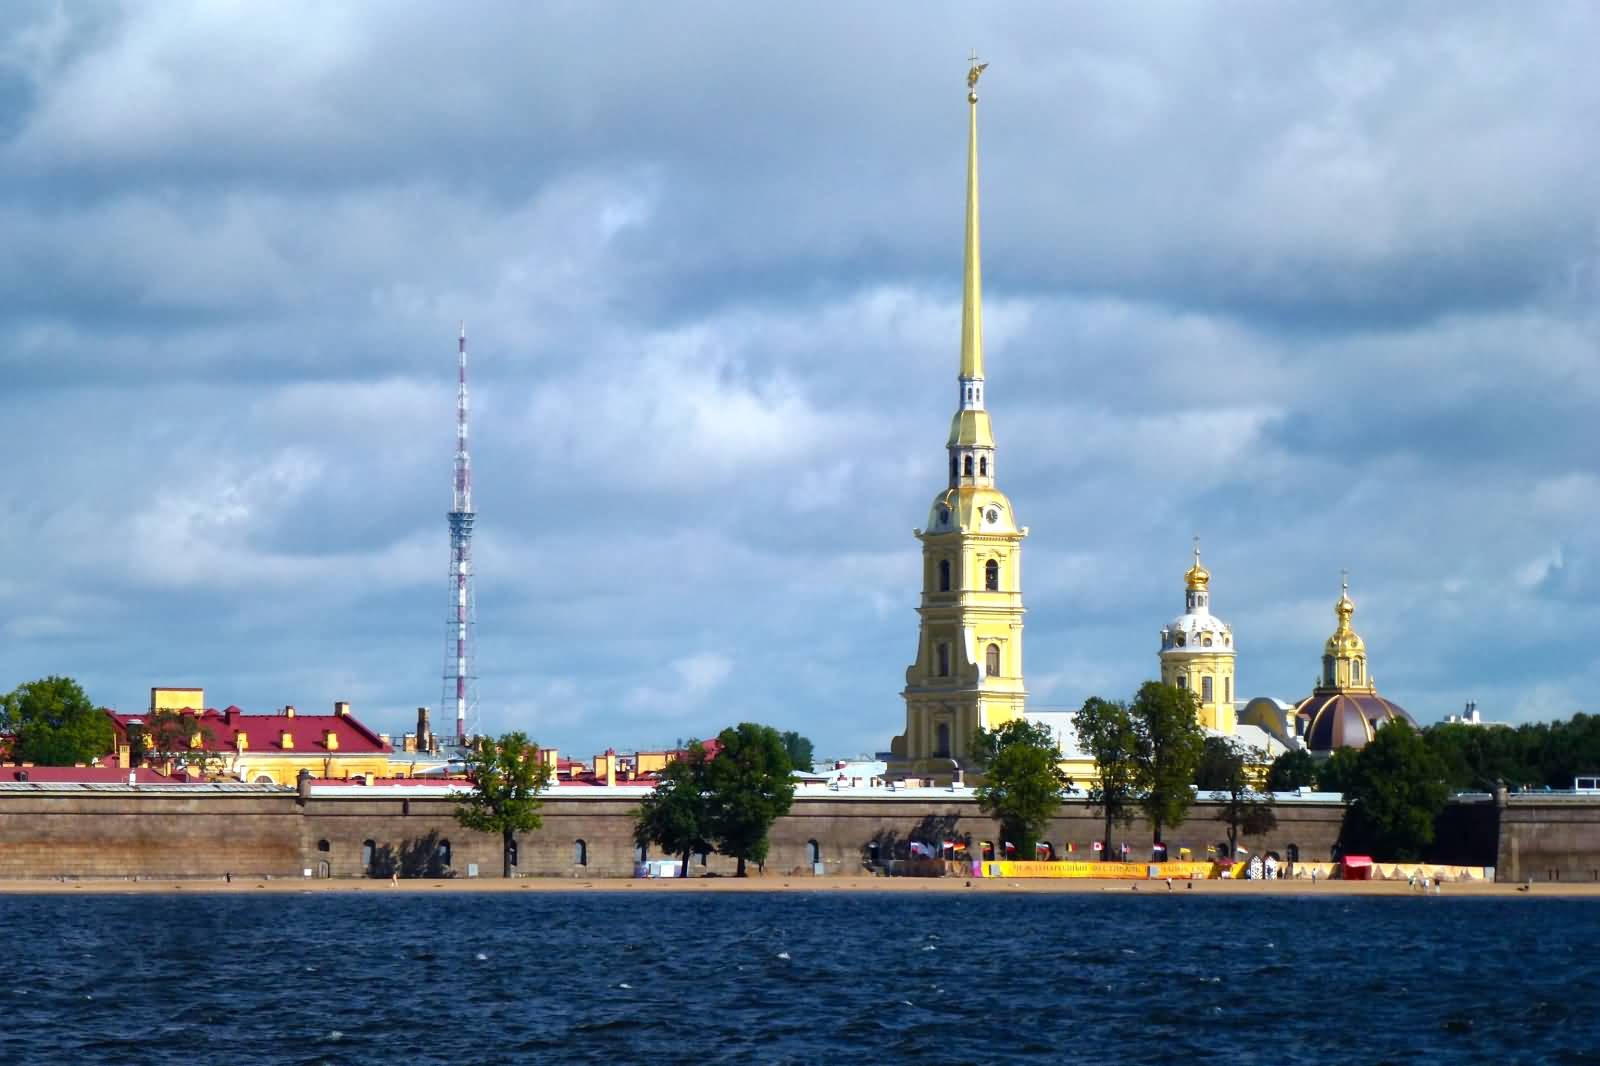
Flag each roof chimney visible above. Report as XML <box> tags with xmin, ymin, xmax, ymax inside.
<box><xmin>284</xmin><ymin>705</ymin><xmax>296</xmax><ymax>719</ymax></box>
<box><xmin>334</xmin><ymin>701</ymin><xmax>350</xmax><ymax>717</ymax></box>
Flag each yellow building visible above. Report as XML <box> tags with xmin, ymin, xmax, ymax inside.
<box><xmin>1158</xmin><ymin>544</ymin><xmax>1237</xmax><ymax>733</ymax></box>
<box><xmin>888</xmin><ymin>60</ymin><xmax>1028</xmax><ymax>784</ymax></box>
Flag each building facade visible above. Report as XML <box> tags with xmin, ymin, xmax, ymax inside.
<box><xmin>887</xmin><ymin>62</ymin><xmax>1027</xmax><ymax>784</ymax></box>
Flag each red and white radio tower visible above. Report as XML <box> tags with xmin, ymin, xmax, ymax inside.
<box><xmin>443</xmin><ymin>322</ymin><xmax>478</xmax><ymax>745</ymax></box>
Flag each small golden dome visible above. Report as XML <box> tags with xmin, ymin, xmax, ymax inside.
<box><xmin>1184</xmin><ymin>542</ymin><xmax>1210</xmax><ymax>591</ymax></box>
<box><xmin>1324</xmin><ymin>576</ymin><xmax>1366</xmax><ymax>657</ymax></box>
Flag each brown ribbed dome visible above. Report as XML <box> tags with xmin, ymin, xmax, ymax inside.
<box><xmin>1294</xmin><ymin>692</ymin><xmax>1417</xmax><ymax>752</ymax></box>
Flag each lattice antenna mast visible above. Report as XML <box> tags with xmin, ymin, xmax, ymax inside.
<box><xmin>443</xmin><ymin>321</ymin><xmax>478</xmax><ymax>745</ymax></box>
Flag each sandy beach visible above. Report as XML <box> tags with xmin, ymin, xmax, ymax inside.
<box><xmin>0</xmin><ymin>875</ymin><xmax>1591</xmax><ymax>896</ymax></box>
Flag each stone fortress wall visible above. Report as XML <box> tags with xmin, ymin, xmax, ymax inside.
<box><xmin>0</xmin><ymin>784</ymin><xmax>1563</xmax><ymax>881</ymax></box>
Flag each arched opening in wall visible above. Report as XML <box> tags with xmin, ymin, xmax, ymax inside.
<box><xmin>254</xmin><ymin>774</ymin><xmax>273</xmax><ymax>784</ymax></box>
<box><xmin>317</xmin><ymin>860</ymin><xmax>331</xmax><ymax>879</ymax></box>
<box><xmin>361</xmin><ymin>839</ymin><xmax>376</xmax><ymax>872</ymax></box>
<box><xmin>963</xmin><ymin>455</ymin><xmax>974</xmax><ymax>477</ymax></box>
<box><xmin>317</xmin><ymin>839</ymin><xmax>330</xmax><ymax>853</ymax></box>
<box><xmin>986</xmin><ymin>643</ymin><xmax>1000</xmax><ymax>677</ymax></box>
<box><xmin>935</xmin><ymin>722</ymin><xmax>951</xmax><ymax>758</ymax></box>
<box><xmin>437</xmin><ymin>839</ymin><xmax>452</xmax><ymax>868</ymax></box>
<box><xmin>634</xmin><ymin>843</ymin><xmax>648</xmax><ymax>864</ymax></box>
<box><xmin>985</xmin><ymin>559</ymin><xmax>999</xmax><ymax>591</ymax></box>
<box><xmin>1352</xmin><ymin>659</ymin><xmax>1364</xmax><ymax>683</ymax></box>
<box><xmin>867</xmin><ymin>841</ymin><xmax>881</xmax><ymax>866</ymax></box>
<box><xmin>807</xmin><ymin>840</ymin><xmax>821</xmax><ymax>865</ymax></box>
<box><xmin>938</xmin><ymin>559</ymin><xmax>951</xmax><ymax>592</ymax></box>
<box><xmin>574</xmin><ymin>839</ymin><xmax>588</xmax><ymax>866</ymax></box>
<box><xmin>979</xmin><ymin>457</ymin><xmax>987</xmax><ymax>477</ymax></box>
<box><xmin>1286</xmin><ymin>843</ymin><xmax>1300</xmax><ymax>865</ymax></box>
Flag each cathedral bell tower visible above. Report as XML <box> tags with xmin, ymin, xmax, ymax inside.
<box><xmin>887</xmin><ymin>57</ymin><xmax>1028</xmax><ymax>784</ymax></box>
<box><xmin>1158</xmin><ymin>542</ymin><xmax>1237</xmax><ymax>733</ymax></box>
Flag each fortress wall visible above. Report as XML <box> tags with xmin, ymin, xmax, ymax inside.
<box><xmin>1496</xmin><ymin>796</ymin><xmax>1600</xmax><ymax>884</ymax></box>
<box><xmin>0</xmin><ymin>788</ymin><xmax>1355</xmax><ymax>880</ymax></box>
<box><xmin>0</xmin><ymin>790</ymin><xmax>304</xmax><ymax>880</ymax></box>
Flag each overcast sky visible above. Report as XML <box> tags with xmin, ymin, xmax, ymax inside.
<box><xmin>1</xmin><ymin>2</ymin><xmax>1596</xmax><ymax>757</ymax></box>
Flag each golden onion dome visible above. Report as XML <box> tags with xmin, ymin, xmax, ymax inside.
<box><xmin>1324</xmin><ymin>578</ymin><xmax>1366</xmax><ymax>657</ymax></box>
<box><xmin>1184</xmin><ymin>543</ymin><xmax>1210</xmax><ymax>591</ymax></box>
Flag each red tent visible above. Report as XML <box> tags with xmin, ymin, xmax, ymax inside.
<box><xmin>1341</xmin><ymin>855</ymin><xmax>1374</xmax><ymax>881</ymax></box>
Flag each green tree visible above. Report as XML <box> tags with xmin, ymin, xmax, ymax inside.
<box><xmin>1</xmin><ymin>676</ymin><xmax>112</xmax><ymax>766</ymax></box>
<box><xmin>1316</xmin><ymin>747</ymin><xmax>1362</xmax><ymax>794</ymax></box>
<box><xmin>779</xmin><ymin>730</ymin><xmax>815</xmax><ymax>770</ymax></box>
<box><xmin>453</xmin><ymin>732</ymin><xmax>553</xmax><ymax>878</ymax></box>
<box><xmin>704</xmin><ymin>722</ymin><xmax>796</xmax><ymax>877</ymax></box>
<box><xmin>634</xmin><ymin>743</ymin><xmax>713</xmax><ymax>877</ymax></box>
<box><xmin>1201</xmin><ymin>740</ymin><xmax>1278</xmax><ymax>856</ymax></box>
<box><xmin>1130</xmin><ymin>681</ymin><xmax>1206</xmax><ymax>848</ymax></box>
<box><xmin>1074</xmin><ymin>696</ymin><xmax>1142</xmax><ymax>862</ymax></box>
<box><xmin>1340</xmin><ymin>722</ymin><xmax>1450</xmax><ymax>860</ymax></box>
<box><xmin>1265</xmin><ymin>748</ymin><xmax>1319</xmax><ymax>792</ymax></box>
<box><xmin>1194</xmin><ymin>735</ymin><xmax>1238</xmax><ymax>791</ymax></box>
<box><xmin>971</xmin><ymin>718</ymin><xmax>1071</xmax><ymax>860</ymax></box>
<box><xmin>130</xmin><ymin>708</ymin><xmax>230</xmax><ymax>778</ymax></box>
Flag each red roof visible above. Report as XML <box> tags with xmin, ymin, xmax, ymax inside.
<box><xmin>104</xmin><ymin>706</ymin><xmax>392</xmax><ymax>755</ymax></box>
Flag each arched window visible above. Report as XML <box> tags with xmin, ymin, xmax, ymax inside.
<box><xmin>1202</xmin><ymin>635</ymin><xmax>1213</xmax><ymax>647</ymax></box>
<box><xmin>985</xmin><ymin>559</ymin><xmax>999</xmax><ymax>591</ymax></box>
<box><xmin>255</xmin><ymin>775</ymin><xmax>274</xmax><ymax>784</ymax></box>
<box><xmin>1352</xmin><ymin>659</ymin><xmax>1363</xmax><ymax>683</ymax></box>
<box><xmin>361</xmin><ymin>839</ymin><xmax>376</xmax><ymax>871</ymax></box>
<box><xmin>979</xmin><ymin>456</ymin><xmax>987</xmax><ymax>477</ymax></box>
<box><xmin>963</xmin><ymin>455</ymin><xmax>974</xmax><ymax>477</ymax></box>
<box><xmin>1176</xmin><ymin>632</ymin><xmax>1186</xmax><ymax>647</ymax></box>
<box><xmin>807</xmin><ymin>840</ymin><xmax>821</xmax><ymax>865</ymax></box>
<box><xmin>937</xmin><ymin>643</ymin><xmax>950</xmax><ymax>677</ymax></box>
<box><xmin>1323</xmin><ymin>655</ymin><xmax>1335</xmax><ymax>686</ymax></box>
<box><xmin>1286</xmin><ymin>843</ymin><xmax>1300</xmax><ymax>864</ymax></box>
<box><xmin>574</xmin><ymin>839</ymin><xmax>588</xmax><ymax>866</ymax></box>
<box><xmin>316</xmin><ymin>839</ymin><xmax>330</xmax><ymax>853</ymax></box>
<box><xmin>437</xmin><ymin>839</ymin><xmax>452</xmax><ymax>867</ymax></box>
<box><xmin>317</xmin><ymin>860</ymin><xmax>331</xmax><ymax>878</ymax></box>
<box><xmin>935</xmin><ymin>722</ymin><xmax>951</xmax><ymax>757</ymax></box>
<box><xmin>986</xmin><ymin>643</ymin><xmax>1000</xmax><ymax>676</ymax></box>
<box><xmin>938</xmin><ymin>559</ymin><xmax>951</xmax><ymax>592</ymax></box>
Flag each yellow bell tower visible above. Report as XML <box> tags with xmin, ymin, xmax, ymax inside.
<box><xmin>887</xmin><ymin>56</ymin><xmax>1028</xmax><ymax>784</ymax></box>
<box><xmin>1158</xmin><ymin>542</ymin><xmax>1237</xmax><ymax>733</ymax></box>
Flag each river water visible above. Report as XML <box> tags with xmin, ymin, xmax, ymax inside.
<box><xmin>2</xmin><ymin>890</ymin><xmax>1594</xmax><ymax>1064</ymax></box>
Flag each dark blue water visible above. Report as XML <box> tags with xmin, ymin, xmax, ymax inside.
<box><xmin>2</xmin><ymin>890</ymin><xmax>1596</xmax><ymax>1065</ymax></box>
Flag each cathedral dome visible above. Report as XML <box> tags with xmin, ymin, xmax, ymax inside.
<box><xmin>1295</xmin><ymin>692</ymin><xmax>1417</xmax><ymax>752</ymax></box>
<box><xmin>1292</xmin><ymin>575</ymin><xmax>1414</xmax><ymax>751</ymax></box>
<box><xmin>1160</xmin><ymin>543</ymin><xmax>1232</xmax><ymax>652</ymax></box>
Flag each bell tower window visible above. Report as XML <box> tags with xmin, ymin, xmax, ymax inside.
<box><xmin>963</xmin><ymin>455</ymin><xmax>974</xmax><ymax>477</ymax></box>
<box><xmin>979</xmin><ymin>457</ymin><xmax>988</xmax><ymax>477</ymax></box>
<box><xmin>937</xmin><ymin>643</ymin><xmax>950</xmax><ymax>677</ymax></box>
<box><xmin>985</xmin><ymin>559</ymin><xmax>999</xmax><ymax>591</ymax></box>
<box><xmin>938</xmin><ymin>559</ymin><xmax>951</xmax><ymax>592</ymax></box>
<box><xmin>985</xmin><ymin>643</ymin><xmax>1000</xmax><ymax>676</ymax></box>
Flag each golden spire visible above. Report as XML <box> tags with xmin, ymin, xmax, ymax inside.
<box><xmin>1184</xmin><ymin>536</ymin><xmax>1211</xmax><ymax>591</ymax></box>
<box><xmin>960</xmin><ymin>50</ymin><xmax>985</xmax><ymax>382</ymax></box>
